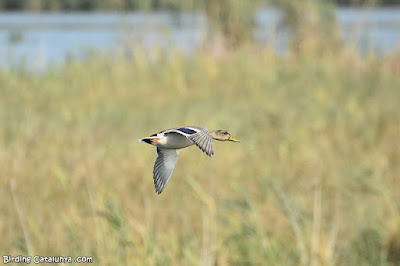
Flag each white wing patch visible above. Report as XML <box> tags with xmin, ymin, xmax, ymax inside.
<box><xmin>163</xmin><ymin>127</ymin><xmax>201</xmax><ymax>137</ymax></box>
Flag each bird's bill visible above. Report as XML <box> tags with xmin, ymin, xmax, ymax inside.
<box><xmin>229</xmin><ymin>136</ymin><xmax>240</xmax><ymax>142</ymax></box>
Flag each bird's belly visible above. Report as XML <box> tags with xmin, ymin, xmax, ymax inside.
<box><xmin>161</xmin><ymin>134</ymin><xmax>194</xmax><ymax>149</ymax></box>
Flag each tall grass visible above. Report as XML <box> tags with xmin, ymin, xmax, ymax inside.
<box><xmin>1</xmin><ymin>30</ymin><xmax>400</xmax><ymax>265</ymax></box>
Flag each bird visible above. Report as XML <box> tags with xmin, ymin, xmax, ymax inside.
<box><xmin>139</xmin><ymin>126</ymin><xmax>239</xmax><ymax>194</ymax></box>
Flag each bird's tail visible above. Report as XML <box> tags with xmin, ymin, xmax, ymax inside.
<box><xmin>138</xmin><ymin>137</ymin><xmax>161</xmax><ymax>144</ymax></box>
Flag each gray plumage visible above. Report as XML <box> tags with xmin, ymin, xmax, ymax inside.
<box><xmin>139</xmin><ymin>126</ymin><xmax>239</xmax><ymax>194</ymax></box>
<box><xmin>187</xmin><ymin>129</ymin><xmax>214</xmax><ymax>156</ymax></box>
<box><xmin>153</xmin><ymin>147</ymin><xmax>179</xmax><ymax>194</ymax></box>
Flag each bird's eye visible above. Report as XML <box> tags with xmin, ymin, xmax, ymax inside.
<box><xmin>224</xmin><ymin>132</ymin><xmax>228</xmax><ymax>135</ymax></box>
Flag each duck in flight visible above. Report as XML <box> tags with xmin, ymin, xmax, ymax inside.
<box><xmin>139</xmin><ymin>126</ymin><xmax>239</xmax><ymax>194</ymax></box>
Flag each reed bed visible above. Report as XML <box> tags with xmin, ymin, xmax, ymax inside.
<box><xmin>1</xmin><ymin>38</ymin><xmax>399</xmax><ymax>265</ymax></box>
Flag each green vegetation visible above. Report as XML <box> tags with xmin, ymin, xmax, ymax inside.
<box><xmin>1</xmin><ymin>1</ymin><xmax>400</xmax><ymax>265</ymax></box>
<box><xmin>1</xmin><ymin>42</ymin><xmax>400</xmax><ymax>266</ymax></box>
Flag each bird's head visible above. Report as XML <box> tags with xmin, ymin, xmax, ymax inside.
<box><xmin>210</xmin><ymin>130</ymin><xmax>240</xmax><ymax>142</ymax></box>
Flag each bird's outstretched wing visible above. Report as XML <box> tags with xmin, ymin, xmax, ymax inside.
<box><xmin>153</xmin><ymin>147</ymin><xmax>179</xmax><ymax>194</ymax></box>
<box><xmin>187</xmin><ymin>129</ymin><xmax>214</xmax><ymax>156</ymax></box>
<box><xmin>163</xmin><ymin>126</ymin><xmax>214</xmax><ymax>156</ymax></box>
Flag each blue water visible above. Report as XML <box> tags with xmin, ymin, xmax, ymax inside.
<box><xmin>0</xmin><ymin>8</ymin><xmax>399</xmax><ymax>72</ymax></box>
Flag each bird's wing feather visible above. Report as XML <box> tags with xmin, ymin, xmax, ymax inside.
<box><xmin>187</xmin><ymin>128</ymin><xmax>214</xmax><ymax>156</ymax></box>
<box><xmin>153</xmin><ymin>147</ymin><xmax>179</xmax><ymax>194</ymax></box>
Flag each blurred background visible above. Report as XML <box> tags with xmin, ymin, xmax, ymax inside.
<box><xmin>0</xmin><ymin>0</ymin><xmax>399</xmax><ymax>265</ymax></box>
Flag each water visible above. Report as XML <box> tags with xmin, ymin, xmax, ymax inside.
<box><xmin>0</xmin><ymin>8</ymin><xmax>399</xmax><ymax>72</ymax></box>
<box><xmin>0</xmin><ymin>12</ymin><xmax>207</xmax><ymax>71</ymax></box>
